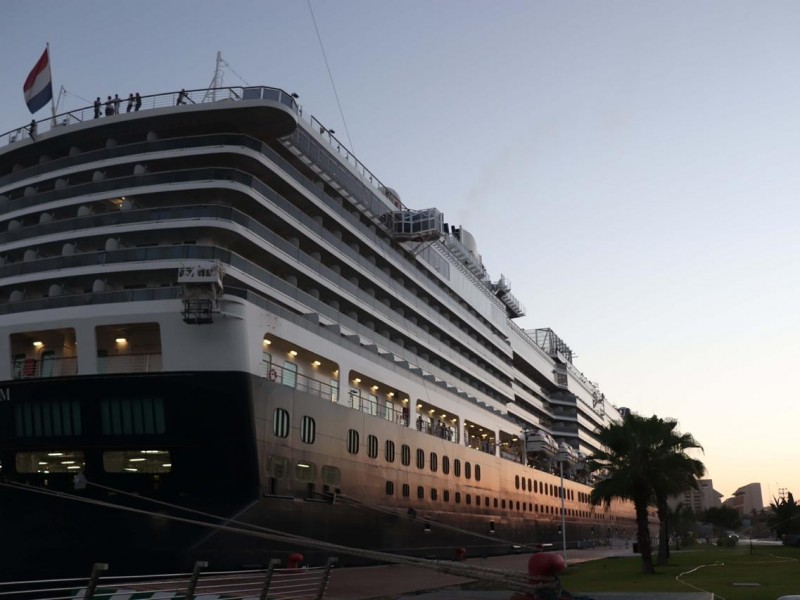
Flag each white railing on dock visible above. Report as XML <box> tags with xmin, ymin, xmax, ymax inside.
<box><xmin>0</xmin><ymin>559</ymin><xmax>338</xmax><ymax>600</ymax></box>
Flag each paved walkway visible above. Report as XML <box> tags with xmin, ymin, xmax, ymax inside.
<box><xmin>324</xmin><ymin>546</ymin><xmax>712</xmax><ymax>600</ymax></box>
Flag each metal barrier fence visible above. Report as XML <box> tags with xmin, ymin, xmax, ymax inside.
<box><xmin>0</xmin><ymin>559</ymin><xmax>337</xmax><ymax>600</ymax></box>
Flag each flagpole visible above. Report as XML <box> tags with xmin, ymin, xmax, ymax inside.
<box><xmin>48</xmin><ymin>42</ymin><xmax>57</xmax><ymax>128</ymax></box>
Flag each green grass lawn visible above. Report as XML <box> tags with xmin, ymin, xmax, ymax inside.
<box><xmin>559</xmin><ymin>544</ymin><xmax>800</xmax><ymax>600</ymax></box>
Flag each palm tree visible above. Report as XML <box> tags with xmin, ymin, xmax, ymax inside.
<box><xmin>587</xmin><ymin>413</ymin><xmax>704</xmax><ymax>574</ymax></box>
<box><xmin>649</xmin><ymin>422</ymin><xmax>705</xmax><ymax>565</ymax></box>
<box><xmin>768</xmin><ymin>492</ymin><xmax>800</xmax><ymax>539</ymax></box>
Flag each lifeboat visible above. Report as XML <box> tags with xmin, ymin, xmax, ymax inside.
<box><xmin>524</xmin><ymin>429</ymin><xmax>558</xmax><ymax>459</ymax></box>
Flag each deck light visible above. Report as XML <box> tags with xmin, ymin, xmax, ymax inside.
<box><xmin>47</xmin><ymin>452</ymin><xmax>63</xmax><ymax>457</ymax></box>
<box><xmin>416</xmin><ymin>403</ymin><xmax>422</xmax><ymax>409</ymax></box>
<box><xmin>32</xmin><ymin>341</ymin><xmax>43</xmax><ymax>348</ymax></box>
<box><xmin>115</xmin><ymin>337</ymin><xmax>127</xmax><ymax>344</ymax></box>
<box><xmin>388</xmin><ymin>392</ymin><xmax>395</xmax><ymax>398</ymax></box>
<box><xmin>289</xmin><ymin>350</ymin><xmax>298</xmax><ymax>357</ymax></box>
<box><xmin>312</xmin><ymin>360</ymin><xmax>321</xmax><ymax>367</ymax></box>
<box><xmin>371</xmin><ymin>385</ymin><xmax>379</xmax><ymax>391</ymax></box>
<box><xmin>354</xmin><ymin>378</ymin><xmax>361</xmax><ymax>383</ymax></box>
<box><xmin>263</xmin><ymin>339</ymin><xmax>271</xmax><ymax>346</ymax></box>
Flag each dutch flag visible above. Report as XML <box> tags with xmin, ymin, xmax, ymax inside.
<box><xmin>23</xmin><ymin>47</ymin><xmax>53</xmax><ymax>114</ymax></box>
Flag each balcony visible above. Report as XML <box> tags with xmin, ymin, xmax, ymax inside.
<box><xmin>12</xmin><ymin>356</ymin><xmax>77</xmax><ymax>379</ymax></box>
<box><xmin>97</xmin><ymin>353</ymin><xmax>162</xmax><ymax>374</ymax></box>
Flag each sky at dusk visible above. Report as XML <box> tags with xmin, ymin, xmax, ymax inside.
<box><xmin>2</xmin><ymin>0</ymin><xmax>799</xmax><ymax>506</ymax></box>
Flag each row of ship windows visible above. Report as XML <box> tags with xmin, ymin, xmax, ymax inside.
<box><xmin>273</xmin><ymin>408</ymin><xmax>481</xmax><ymax>480</ymax></box>
<box><xmin>384</xmin><ymin>482</ymin><xmax>595</xmax><ymax>517</ymax></box>
<box><xmin>264</xmin><ymin>455</ymin><xmax>594</xmax><ymax>517</ymax></box>
<box><xmin>513</xmin><ymin>474</ymin><xmax>590</xmax><ymax>504</ymax></box>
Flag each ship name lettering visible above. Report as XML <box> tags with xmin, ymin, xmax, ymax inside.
<box><xmin>0</xmin><ymin>388</ymin><xmax>9</xmax><ymax>402</ymax></box>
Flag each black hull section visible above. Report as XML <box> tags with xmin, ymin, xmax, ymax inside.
<box><xmin>0</xmin><ymin>372</ymin><xmax>610</xmax><ymax>580</ymax></box>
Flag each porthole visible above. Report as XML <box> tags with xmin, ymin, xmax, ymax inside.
<box><xmin>368</xmin><ymin>435</ymin><xmax>378</xmax><ymax>458</ymax></box>
<box><xmin>454</xmin><ymin>459</ymin><xmax>461</xmax><ymax>477</ymax></box>
<box><xmin>475</xmin><ymin>464</ymin><xmax>481</xmax><ymax>481</ymax></box>
<box><xmin>386</xmin><ymin>481</ymin><xmax>394</xmax><ymax>495</ymax></box>
<box><xmin>416</xmin><ymin>448</ymin><xmax>425</xmax><ymax>470</ymax></box>
<box><xmin>430</xmin><ymin>452</ymin><xmax>438</xmax><ymax>472</ymax></box>
<box><xmin>321</xmin><ymin>465</ymin><xmax>341</xmax><ymax>486</ymax></box>
<box><xmin>442</xmin><ymin>456</ymin><xmax>450</xmax><ymax>474</ymax></box>
<box><xmin>465</xmin><ymin>461</ymin><xmax>471</xmax><ymax>479</ymax></box>
<box><xmin>347</xmin><ymin>429</ymin><xmax>359</xmax><ymax>454</ymax></box>
<box><xmin>300</xmin><ymin>416</ymin><xmax>316</xmax><ymax>444</ymax></box>
<box><xmin>273</xmin><ymin>408</ymin><xmax>290</xmax><ymax>438</ymax></box>
<box><xmin>385</xmin><ymin>440</ymin><xmax>395</xmax><ymax>463</ymax></box>
<box><xmin>401</xmin><ymin>444</ymin><xmax>411</xmax><ymax>466</ymax></box>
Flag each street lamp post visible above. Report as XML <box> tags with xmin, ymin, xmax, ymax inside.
<box><xmin>556</xmin><ymin>444</ymin><xmax>569</xmax><ymax>566</ymax></box>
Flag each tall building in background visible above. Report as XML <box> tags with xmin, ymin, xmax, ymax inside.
<box><xmin>668</xmin><ymin>478</ymin><xmax>722</xmax><ymax>513</ymax></box>
<box><xmin>724</xmin><ymin>483</ymin><xmax>764</xmax><ymax>515</ymax></box>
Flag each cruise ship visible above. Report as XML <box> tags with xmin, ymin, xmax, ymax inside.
<box><xmin>0</xmin><ymin>87</ymin><xmax>645</xmax><ymax>578</ymax></box>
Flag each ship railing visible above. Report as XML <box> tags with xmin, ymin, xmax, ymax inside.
<box><xmin>11</xmin><ymin>355</ymin><xmax>77</xmax><ymax>379</ymax></box>
<box><xmin>97</xmin><ymin>353</ymin><xmax>163</xmax><ymax>374</ymax></box>
<box><xmin>262</xmin><ymin>361</ymin><xmax>410</xmax><ymax>427</ymax></box>
<box><xmin>415</xmin><ymin>418</ymin><xmax>459</xmax><ymax>443</ymax></box>
<box><xmin>0</xmin><ymin>558</ymin><xmax>338</xmax><ymax>600</ymax></box>
<box><xmin>0</xmin><ymin>85</ymin><xmax>298</xmax><ymax>148</ymax></box>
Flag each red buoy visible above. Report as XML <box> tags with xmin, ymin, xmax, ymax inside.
<box><xmin>287</xmin><ymin>552</ymin><xmax>304</xmax><ymax>569</ymax></box>
<box><xmin>527</xmin><ymin>552</ymin><xmax>565</xmax><ymax>581</ymax></box>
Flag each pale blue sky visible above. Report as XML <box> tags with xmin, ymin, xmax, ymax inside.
<box><xmin>2</xmin><ymin>0</ymin><xmax>799</xmax><ymax>505</ymax></box>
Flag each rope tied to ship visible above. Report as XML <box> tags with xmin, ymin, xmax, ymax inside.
<box><xmin>0</xmin><ymin>478</ymin><xmax>563</xmax><ymax>596</ymax></box>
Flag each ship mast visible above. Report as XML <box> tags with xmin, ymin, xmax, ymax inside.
<box><xmin>203</xmin><ymin>51</ymin><xmax>224</xmax><ymax>103</ymax></box>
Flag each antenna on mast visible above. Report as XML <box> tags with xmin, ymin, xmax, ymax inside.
<box><xmin>203</xmin><ymin>51</ymin><xmax>224</xmax><ymax>103</ymax></box>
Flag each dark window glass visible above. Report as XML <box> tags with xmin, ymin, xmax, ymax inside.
<box><xmin>401</xmin><ymin>444</ymin><xmax>411</xmax><ymax>466</ymax></box>
<box><xmin>454</xmin><ymin>459</ymin><xmax>461</xmax><ymax>477</ymax></box>
<box><xmin>386</xmin><ymin>481</ymin><xmax>394</xmax><ymax>495</ymax></box>
<box><xmin>402</xmin><ymin>483</ymin><xmax>410</xmax><ymax>497</ymax></box>
<box><xmin>347</xmin><ymin>429</ymin><xmax>359</xmax><ymax>454</ymax></box>
<box><xmin>385</xmin><ymin>440</ymin><xmax>395</xmax><ymax>462</ymax></box>
<box><xmin>442</xmin><ymin>456</ymin><xmax>450</xmax><ymax>475</ymax></box>
<box><xmin>301</xmin><ymin>416</ymin><xmax>316</xmax><ymax>444</ymax></box>
<box><xmin>368</xmin><ymin>435</ymin><xmax>378</xmax><ymax>458</ymax></box>
<box><xmin>430</xmin><ymin>452</ymin><xmax>438</xmax><ymax>472</ymax></box>
<box><xmin>273</xmin><ymin>408</ymin><xmax>290</xmax><ymax>438</ymax></box>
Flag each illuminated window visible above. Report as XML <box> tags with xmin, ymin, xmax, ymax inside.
<box><xmin>103</xmin><ymin>450</ymin><xmax>171</xmax><ymax>473</ymax></box>
<box><xmin>295</xmin><ymin>461</ymin><xmax>316</xmax><ymax>482</ymax></box>
<box><xmin>16</xmin><ymin>450</ymin><xmax>85</xmax><ymax>474</ymax></box>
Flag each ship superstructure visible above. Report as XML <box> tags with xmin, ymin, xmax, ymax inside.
<box><xmin>0</xmin><ymin>87</ymin><xmax>648</xmax><ymax>577</ymax></box>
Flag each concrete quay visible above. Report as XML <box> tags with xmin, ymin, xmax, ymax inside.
<box><xmin>323</xmin><ymin>547</ymin><xmax>713</xmax><ymax>600</ymax></box>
